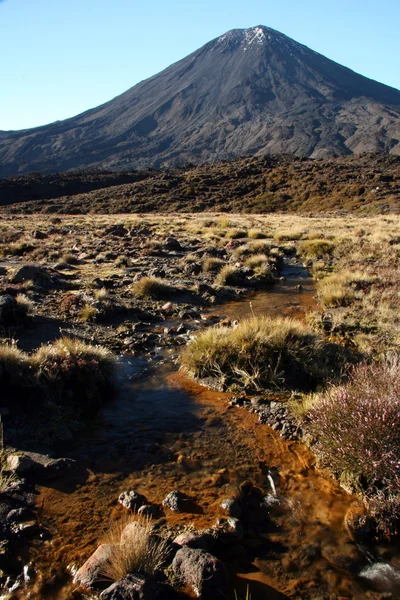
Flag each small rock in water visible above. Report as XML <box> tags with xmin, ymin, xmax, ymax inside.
<box><xmin>74</xmin><ymin>543</ymin><xmax>113</xmax><ymax>589</ymax></box>
<box><xmin>118</xmin><ymin>490</ymin><xmax>147</xmax><ymax>511</ymax></box>
<box><xmin>220</xmin><ymin>497</ymin><xmax>241</xmax><ymax>518</ymax></box>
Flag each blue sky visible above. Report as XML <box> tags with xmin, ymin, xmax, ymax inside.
<box><xmin>1</xmin><ymin>0</ymin><xmax>399</xmax><ymax>131</ymax></box>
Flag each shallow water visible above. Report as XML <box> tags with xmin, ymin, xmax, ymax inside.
<box><xmin>6</xmin><ymin>265</ymin><xmax>397</xmax><ymax>599</ymax></box>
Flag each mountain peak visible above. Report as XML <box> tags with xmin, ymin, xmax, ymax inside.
<box><xmin>0</xmin><ymin>25</ymin><xmax>400</xmax><ymax>176</ymax></box>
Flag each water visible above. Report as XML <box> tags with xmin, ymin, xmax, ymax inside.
<box><xmin>5</xmin><ymin>263</ymin><xmax>397</xmax><ymax>599</ymax></box>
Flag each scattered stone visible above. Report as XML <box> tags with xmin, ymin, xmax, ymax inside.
<box><xmin>162</xmin><ymin>490</ymin><xmax>190</xmax><ymax>512</ymax></box>
<box><xmin>137</xmin><ymin>504</ymin><xmax>160</xmax><ymax>518</ymax></box>
<box><xmin>161</xmin><ymin>301</ymin><xmax>174</xmax><ymax>315</ymax></box>
<box><xmin>100</xmin><ymin>574</ymin><xmax>162</xmax><ymax>600</ymax></box>
<box><xmin>6</xmin><ymin>452</ymin><xmax>75</xmax><ymax>480</ymax></box>
<box><xmin>220</xmin><ymin>498</ymin><xmax>241</xmax><ymax>518</ymax></box>
<box><xmin>172</xmin><ymin>547</ymin><xmax>229</xmax><ymax>598</ymax></box>
<box><xmin>165</xmin><ymin>237</ymin><xmax>182</xmax><ymax>251</ymax></box>
<box><xmin>0</xmin><ymin>295</ymin><xmax>17</xmax><ymax>324</ymax></box>
<box><xmin>74</xmin><ymin>543</ymin><xmax>113</xmax><ymax>589</ymax></box>
<box><xmin>118</xmin><ymin>490</ymin><xmax>147</xmax><ymax>511</ymax></box>
<box><xmin>11</xmin><ymin>265</ymin><xmax>52</xmax><ymax>285</ymax></box>
<box><xmin>173</xmin><ymin>529</ymin><xmax>216</xmax><ymax>550</ymax></box>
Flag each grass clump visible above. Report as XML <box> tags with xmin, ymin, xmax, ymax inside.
<box><xmin>226</xmin><ymin>229</ymin><xmax>247</xmax><ymax>240</ymax></box>
<box><xmin>248</xmin><ymin>229</ymin><xmax>267</xmax><ymax>239</ymax></box>
<box><xmin>180</xmin><ymin>316</ymin><xmax>344</xmax><ymax>392</ymax></box>
<box><xmin>244</xmin><ymin>254</ymin><xmax>269</xmax><ymax>269</ymax></box>
<box><xmin>132</xmin><ymin>276</ymin><xmax>174</xmax><ymax>300</ymax></box>
<box><xmin>215</xmin><ymin>265</ymin><xmax>243</xmax><ymax>287</ymax></box>
<box><xmin>308</xmin><ymin>355</ymin><xmax>400</xmax><ymax>535</ymax></box>
<box><xmin>100</xmin><ymin>517</ymin><xmax>169</xmax><ymax>582</ymax></box>
<box><xmin>317</xmin><ymin>270</ymin><xmax>376</xmax><ymax>308</ymax></box>
<box><xmin>298</xmin><ymin>239</ymin><xmax>335</xmax><ymax>259</ymax></box>
<box><xmin>202</xmin><ymin>257</ymin><xmax>225</xmax><ymax>273</ymax></box>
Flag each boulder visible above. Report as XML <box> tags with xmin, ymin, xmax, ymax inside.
<box><xmin>74</xmin><ymin>543</ymin><xmax>113</xmax><ymax>589</ymax></box>
<box><xmin>100</xmin><ymin>574</ymin><xmax>162</xmax><ymax>600</ymax></box>
<box><xmin>220</xmin><ymin>498</ymin><xmax>241</xmax><ymax>518</ymax></box>
<box><xmin>172</xmin><ymin>547</ymin><xmax>228</xmax><ymax>598</ymax></box>
<box><xmin>165</xmin><ymin>238</ymin><xmax>182</xmax><ymax>251</ymax></box>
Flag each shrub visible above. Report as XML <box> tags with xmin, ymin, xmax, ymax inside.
<box><xmin>298</xmin><ymin>239</ymin><xmax>335</xmax><ymax>259</ymax></box>
<box><xmin>32</xmin><ymin>338</ymin><xmax>116</xmax><ymax>407</ymax></box>
<box><xmin>180</xmin><ymin>316</ymin><xmax>344</xmax><ymax>392</ymax></box>
<box><xmin>308</xmin><ymin>355</ymin><xmax>400</xmax><ymax>535</ymax></box>
<box><xmin>132</xmin><ymin>276</ymin><xmax>174</xmax><ymax>299</ymax></box>
<box><xmin>100</xmin><ymin>516</ymin><xmax>169</xmax><ymax>582</ymax></box>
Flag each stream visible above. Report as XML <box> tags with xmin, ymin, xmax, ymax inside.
<box><xmin>7</xmin><ymin>261</ymin><xmax>400</xmax><ymax>599</ymax></box>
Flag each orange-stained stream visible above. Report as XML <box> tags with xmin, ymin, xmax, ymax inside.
<box><xmin>6</xmin><ymin>262</ymin><xmax>399</xmax><ymax>600</ymax></box>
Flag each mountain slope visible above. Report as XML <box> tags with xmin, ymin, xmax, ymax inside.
<box><xmin>1</xmin><ymin>25</ymin><xmax>400</xmax><ymax>176</ymax></box>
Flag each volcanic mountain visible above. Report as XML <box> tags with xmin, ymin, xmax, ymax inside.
<box><xmin>1</xmin><ymin>25</ymin><xmax>400</xmax><ymax>176</ymax></box>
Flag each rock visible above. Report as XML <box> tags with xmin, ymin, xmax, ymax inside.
<box><xmin>173</xmin><ymin>529</ymin><xmax>216</xmax><ymax>551</ymax></box>
<box><xmin>137</xmin><ymin>504</ymin><xmax>160</xmax><ymax>517</ymax></box>
<box><xmin>0</xmin><ymin>267</ymin><xmax>7</xmax><ymax>276</ymax></box>
<box><xmin>261</xmin><ymin>494</ymin><xmax>280</xmax><ymax>509</ymax></box>
<box><xmin>6</xmin><ymin>452</ymin><xmax>75</xmax><ymax>479</ymax></box>
<box><xmin>0</xmin><ymin>295</ymin><xmax>17</xmax><ymax>324</ymax></box>
<box><xmin>118</xmin><ymin>490</ymin><xmax>147</xmax><ymax>511</ymax></box>
<box><xmin>100</xmin><ymin>574</ymin><xmax>162</xmax><ymax>600</ymax></box>
<box><xmin>165</xmin><ymin>237</ymin><xmax>182</xmax><ymax>251</ymax></box>
<box><xmin>162</xmin><ymin>490</ymin><xmax>190</xmax><ymax>512</ymax></box>
<box><xmin>322</xmin><ymin>543</ymin><xmax>365</xmax><ymax>574</ymax></box>
<box><xmin>215</xmin><ymin>517</ymin><xmax>243</xmax><ymax>542</ymax></box>
<box><xmin>104</xmin><ymin>225</ymin><xmax>128</xmax><ymax>237</ymax></box>
<box><xmin>344</xmin><ymin>506</ymin><xmax>375</xmax><ymax>543</ymax></box>
<box><xmin>161</xmin><ymin>302</ymin><xmax>174</xmax><ymax>315</ymax></box>
<box><xmin>31</xmin><ymin>230</ymin><xmax>48</xmax><ymax>240</ymax></box>
<box><xmin>172</xmin><ymin>547</ymin><xmax>228</xmax><ymax>598</ymax></box>
<box><xmin>11</xmin><ymin>265</ymin><xmax>52</xmax><ymax>285</ymax></box>
<box><xmin>74</xmin><ymin>543</ymin><xmax>114</xmax><ymax>589</ymax></box>
<box><xmin>220</xmin><ymin>498</ymin><xmax>241</xmax><ymax>518</ymax></box>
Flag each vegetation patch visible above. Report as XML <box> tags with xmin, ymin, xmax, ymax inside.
<box><xmin>132</xmin><ymin>276</ymin><xmax>175</xmax><ymax>299</ymax></box>
<box><xmin>307</xmin><ymin>355</ymin><xmax>400</xmax><ymax>535</ymax></box>
<box><xmin>180</xmin><ymin>316</ymin><xmax>346</xmax><ymax>392</ymax></box>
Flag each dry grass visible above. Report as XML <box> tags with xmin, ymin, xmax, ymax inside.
<box><xmin>100</xmin><ymin>516</ymin><xmax>169</xmax><ymax>582</ymax></box>
<box><xmin>180</xmin><ymin>316</ymin><xmax>345</xmax><ymax>392</ymax></box>
<box><xmin>215</xmin><ymin>265</ymin><xmax>242</xmax><ymax>286</ymax></box>
<box><xmin>132</xmin><ymin>276</ymin><xmax>174</xmax><ymax>300</ymax></box>
<box><xmin>202</xmin><ymin>257</ymin><xmax>225</xmax><ymax>273</ymax></box>
<box><xmin>298</xmin><ymin>239</ymin><xmax>335</xmax><ymax>259</ymax></box>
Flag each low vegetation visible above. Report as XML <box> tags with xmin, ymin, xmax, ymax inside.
<box><xmin>306</xmin><ymin>355</ymin><xmax>400</xmax><ymax>535</ymax></box>
<box><xmin>0</xmin><ymin>338</ymin><xmax>115</xmax><ymax>409</ymax></box>
<box><xmin>180</xmin><ymin>316</ymin><xmax>346</xmax><ymax>392</ymax></box>
<box><xmin>132</xmin><ymin>276</ymin><xmax>175</xmax><ymax>299</ymax></box>
<box><xmin>100</xmin><ymin>517</ymin><xmax>169</xmax><ymax>582</ymax></box>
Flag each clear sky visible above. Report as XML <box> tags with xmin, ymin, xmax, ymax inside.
<box><xmin>1</xmin><ymin>0</ymin><xmax>399</xmax><ymax>131</ymax></box>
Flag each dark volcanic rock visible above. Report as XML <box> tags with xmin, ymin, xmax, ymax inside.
<box><xmin>1</xmin><ymin>25</ymin><xmax>400</xmax><ymax>177</ymax></box>
<box><xmin>74</xmin><ymin>543</ymin><xmax>113</xmax><ymax>589</ymax></box>
<box><xmin>100</xmin><ymin>574</ymin><xmax>162</xmax><ymax>600</ymax></box>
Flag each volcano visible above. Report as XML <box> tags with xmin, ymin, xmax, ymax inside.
<box><xmin>1</xmin><ymin>25</ymin><xmax>400</xmax><ymax>176</ymax></box>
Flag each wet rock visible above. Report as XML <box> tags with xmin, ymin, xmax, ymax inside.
<box><xmin>74</xmin><ymin>543</ymin><xmax>113</xmax><ymax>589</ymax></box>
<box><xmin>0</xmin><ymin>295</ymin><xmax>17</xmax><ymax>324</ymax></box>
<box><xmin>118</xmin><ymin>490</ymin><xmax>147</xmax><ymax>511</ymax></box>
<box><xmin>100</xmin><ymin>574</ymin><xmax>163</xmax><ymax>600</ymax></box>
<box><xmin>214</xmin><ymin>517</ymin><xmax>243</xmax><ymax>542</ymax></box>
<box><xmin>261</xmin><ymin>494</ymin><xmax>280</xmax><ymax>509</ymax></box>
<box><xmin>344</xmin><ymin>506</ymin><xmax>376</xmax><ymax>543</ymax></box>
<box><xmin>6</xmin><ymin>452</ymin><xmax>75</xmax><ymax>480</ymax></box>
<box><xmin>173</xmin><ymin>529</ymin><xmax>216</xmax><ymax>551</ymax></box>
<box><xmin>322</xmin><ymin>543</ymin><xmax>365</xmax><ymax>574</ymax></box>
<box><xmin>162</xmin><ymin>490</ymin><xmax>190</xmax><ymax>512</ymax></box>
<box><xmin>220</xmin><ymin>498</ymin><xmax>241</xmax><ymax>518</ymax></box>
<box><xmin>172</xmin><ymin>547</ymin><xmax>228</xmax><ymax>598</ymax></box>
